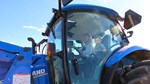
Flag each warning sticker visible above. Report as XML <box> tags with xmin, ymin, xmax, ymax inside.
<box><xmin>13</xmin><ymin>74</ymin><xmax>30</xmax><ymax>84</ymax></box>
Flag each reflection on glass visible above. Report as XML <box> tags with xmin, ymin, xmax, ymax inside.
<box><xmin>66</xmin><ymin>12</ymin><xmax>122</xmax><ymax>84</ymax></box>
<box><xmin>48</xmin><ymin>19</ymin><xmax>65</xmax><ymax>84</ymax></box>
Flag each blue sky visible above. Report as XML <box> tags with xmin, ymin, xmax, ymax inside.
<box><xmin>0</xmin><ymin>0</ymin><xmax>150</xmax><ymax>48</ymax></box>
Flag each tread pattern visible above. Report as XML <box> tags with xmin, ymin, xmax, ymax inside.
<box><xmin>124</xmin><ymin>60</ymin><xmax>150</xmax><ymax>84</ymax></box>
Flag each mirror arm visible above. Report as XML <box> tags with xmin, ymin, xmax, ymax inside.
<box><xmin>127</xmin><ymin>31</ymin><xmax>133</xmax><ymax>38</ymax></box>
<box><xmin>58</xmin><ymin>0</ymin><xmax>62</xmax><ymax>16</ymax></box>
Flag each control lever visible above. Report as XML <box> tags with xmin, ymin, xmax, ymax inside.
<box><xmin>72</xmin><ymin>58</ymin><xmax>79</xmax><ymax>75</ymax></box>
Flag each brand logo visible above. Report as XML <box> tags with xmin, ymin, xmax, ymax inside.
<box><xmin>32</xmin><ymin>69</ymin><xmax>47</xmax><ymax>78</ymax></box>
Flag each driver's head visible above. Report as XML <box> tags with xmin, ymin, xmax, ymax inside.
<box><xmin>82</xmin><ymin>33</ymin><xmax>92</xmax><ymax>45</ymax></box>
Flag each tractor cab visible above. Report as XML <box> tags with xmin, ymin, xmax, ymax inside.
<box><xmin>44</xmin><ymin>1</ymin><xmax>141</xmax><ymax>84</ymax></box>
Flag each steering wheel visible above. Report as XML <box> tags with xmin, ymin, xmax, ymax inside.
<box><xmin>70</xmin><ymin>46</ymin><xmax>98</xmax><ymax>64</ymax></box>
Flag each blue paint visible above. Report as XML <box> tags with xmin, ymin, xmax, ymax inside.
<box><xmin>32</xmin><ymin>54</ymin><xmax>50</xmax><ymax>84</ymax></box>
<box><xmin>0</xmin><ymin>41</ymin><xmax>50</xmax><ymax>83</ymax></box>
<box><xmin>3</xmin><ymin>47</ymin><xmax>32</xmax><ymax>83</ymax></box>
<box><xmin>0</xmin><ymin>51</ymin><xmax>16</xmax><ymax>80</ymax></box>
<box><xmin>0</xmin><ymin>41</ymin><xmax>23</xmax><ymax>53</ymax></box>
<box><xmin>0</xmin><ymin>41</ymin><xmax>32</xmax><ymax>83</ymax></box>
<box><xmin>105</xmin><ymin>45</ymin><xmax>149</xmax><ymax>67</ymax></box>
<box><xmin>63</xmin><ymin>4</ymin><xmax>120</xmax><ymax>19</ymax></box>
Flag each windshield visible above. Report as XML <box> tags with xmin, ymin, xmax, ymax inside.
<box><xmin>66</xmin><ymin>12</ymin><xmax>123</xmax><ymax>83</ymax></box>
<box><xmin>66</xmin><ymin>12</ymin><xmax>122</xmax><ymax>54</ymax></box>
<box><xmin>48</xmin><ymin>11</ymin><xmax>123</xmax><ymax>84</ymax></box>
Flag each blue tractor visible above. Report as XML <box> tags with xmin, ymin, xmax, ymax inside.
<box><xmin>1</xmin><ymin>0</ymin><xmax>150</xmax><ymax>84</ymax></box>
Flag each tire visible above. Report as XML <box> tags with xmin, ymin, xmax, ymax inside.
<box><xmin>122</xmin><ymin>60</ymin><xmax>150</xmax><ymax>84</ymax></box>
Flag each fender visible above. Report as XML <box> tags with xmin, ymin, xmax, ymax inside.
<box><xmin>105</xmin><ymin>45</ymin><xmax>149</xmax><ymax>67</ymax></box>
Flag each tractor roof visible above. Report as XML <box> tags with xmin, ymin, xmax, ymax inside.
<box><xmin>63</xmin><ymin>4</ymin><xmax>121</xmax><ymax>19</ymax></box>
<box><xmin>44</xmin><ymin>4</ymin><xmax>122</xmax><ymax>36</ymax></box>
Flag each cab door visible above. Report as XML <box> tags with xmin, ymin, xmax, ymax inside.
<box><xmin>47</xmin><ymin>19</ymin><xmax>67</xmax><ymax>84</ymax></box>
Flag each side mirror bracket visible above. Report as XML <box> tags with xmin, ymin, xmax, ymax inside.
<box><xmin>127</xmin><ymin>31</ymin><xmax>133</xmax><ymax>38</ymax></box>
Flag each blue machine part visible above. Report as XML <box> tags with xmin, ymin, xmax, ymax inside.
<box><xmin>0</xmin><ymin>41</ymin><xmax>23</xmax><ymax>53</ymax></box>
<box><xmin>63</xmin><ymin>4</ymin><xmax>120</xmax><ymax>19</ymax></box>
<box><xmin>0</xmin><ymin>41</ymin><xmax>32</xmax><ymax>84</ymax></box>
<box><xmin>31</xmin><ymin>54</ymin><xmax>50</xmax><ymax>84</ymax></box>
<box><xmin>0</xmin><ymin>51</ymin><xmax>16</xmax><ymax>80</ymax></box>
<box><xmin>105</xmin><ymin>45</ymin><xmax>149</xmax><ymax>67</ymax></box>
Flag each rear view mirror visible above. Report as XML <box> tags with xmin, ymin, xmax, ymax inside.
<box><xmin>124</xmin><ymin>9</ymin><xmax>142</xmax><ymax>30</ymax></box>
<box><xmin>62</xmin><ymin>0</ymin><xmax>73</xmax><ymax>6</ymax></box>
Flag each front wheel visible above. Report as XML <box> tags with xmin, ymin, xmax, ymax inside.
<box><xmin>123</xmin><ymin>60</ymin><xmax>150</xmax><ymax>84</ymax></box>
<box><xmin>115</xmin><ymin>60</ymin><xmax>150</xmax><ymax>84</ymax></box>
<box><xmin>102</xmin><ymin>60</ymin><xmax>150</xmax><ymax>84</ymax></box>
